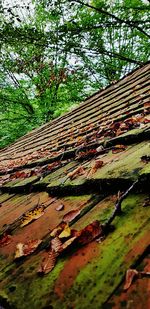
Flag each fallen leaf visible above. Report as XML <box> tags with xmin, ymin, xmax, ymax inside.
<box><xmin>0</xmin><ymin>234</ymin><xmax>12</xmax><ymax>247</ymax></box>
<box><xmin>123</xmin><ymin>269</ymin><xmax>138</xmax><ymax>290</ymax></box>
<box><xmin>14</xmin><ymin>239</ymin><xmax>42</xmax><ymax>259</ymax></box>
<box><xmin>55</xmin><ymin>204</ymin><xmax>64</xmax><ymax>211</ymax></box>
<box><xmin>38</xmin><ymin>250</ymin><xmax>56</xmax><ymax>274</ymax></box>
<box><xmin>63</xmin><ymin>209</ymin><xmax>81</xmax><ymax>223</ymax></box>
<box><xmin>112</xmin><ymin>145</ymin><xmax>127</xmax><ymax>154</ymax></box>
<box><xmin>59</xmin><ymin>224</ymin><xmax>71</xmax><ymax>238</ymax></box>
<box><xmin>50</xmin><ymin>222</ymin><xmax>67</xmax><ymax>237</ymax></box>
<box><xmin>47</xmin><ymin>161</ymin><xmax>60</xmax><ymax>171</ymax></box>
<box><xmin>62</xmin><ymin>236</ymin><xmax>77</xmax><ymax>250</ymax></box>
<box><xmin>86</xmin><ymin>160</ymin><xmax>103</xmax><ymax>178</ymax></box>
<box><xmin>14</xmin><ymin>243</ymin><xmax>24</xmax><ymax>259</ymax></box>
<box><xmin>20</xmin><ymin>206</ymin><xmax>44</xmax><ymax>227</ymax></box>
<box><xmin>51</xmin><ymin>237</ymin><xmax>63</xmax><ymax>255</ymax></box>
<box><xmin>67</xmin><ymin>166</ymin><xmax>85</xmax><ymax>180</ymax></box>
<box><xmin>76</xmin><ymin>149</ymin><xmax>97</xmax><ymax>160</ymax></box>
<box><xmin>77</xmin><ymin>220</ymin><xmax>102</xmax><ymax>245</ymax></box>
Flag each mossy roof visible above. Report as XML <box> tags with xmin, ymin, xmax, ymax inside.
<box><xmin>0</xmin><ymin>62</ymin><xmax>150</xmax><ymax>309</ymax></box>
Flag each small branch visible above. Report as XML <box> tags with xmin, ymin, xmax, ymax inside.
<box><xmin>72</xmin><ymin>0</ymin><xmax>150</xmax><ymax>38</ymax></box>
<box><xmin>105</xmin><ymin>180</ymin><xmax>138</xmax><ymax>228</ymax></box>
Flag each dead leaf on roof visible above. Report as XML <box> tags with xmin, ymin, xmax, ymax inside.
<box><xmin>38</xmin><ymin>250</ymin><xmax>56</xmax><ymax>274</ymax></box>
<box><xmin>86</xmin><ymin>160</ymin><xmax>103</xmax><ymax>178</ymax></box>
<box><xmin>50</xmin><ymin>222</ymin><xmax>67</xmax><ymax>237</ymax></box>
<box><xmin>76</xmin><ymin>149</ymin><xmax>97</xmax><ymax>160</ymax></box>
<box><xmin>62</xmin><ymin>236</ymin><xmax>77</xmax><ymax>250</ymax></box>
<box><xmin>63</xmin><ymin>209</ymin><xmax>81</xmax><ymax>223</ymax></box>
<box><xmin>123</xmin><ymin>269</ymin><xmax>138</xmax><ymax>290</ymax></box>
<box><xmin>14</xmin><ymin>239</ymin><xmax>42</xmax><ymax>259</ymax></box>
<box><xmin>0</xmin><ymin>234</ymin><xmax>12</xmax><ymax>247</ymax></box>
<box><xmin>67</xmin><ymin>166</ymin><xmax>85</xmax><ymax>180</ymax></box>
<box><xmin>47</xmin><ymin>161</ymin><xmax>60</xmax><ymax>170</ymax></box>
<box><xmin>55</xmin><ymin>204</ymin><xmax>64</xmax><ymax>211</ymax></box>
<box><xmin>10</xmin><ymin>170</ymin><xmax>31</xmax><ymax>180</ymax></box>
<box><xmin>77</xmin><ymin>220</ymin><xmax>102</xmax><ymax>245</ymax></box>
<box><xmin>59</xmin><ymin>224</ymin><xmax>71</xmax><ymax>239</ymax></box>
<box><xmin>51</xmin><ymin>237</ymin><xmax>63</xmax><ymax>255</ymax></box>
<box><xmin>20</xmin><ymin>205</ymin><xmax>44</xmax><ymax>227</ymax></box>
<box><xmin>112</xmin><ymin>145</ymin><xmax>127</xmax><ymax>154</ymax></box>
<box><xmin>144</xmin><ymin>102</ymin><xmax>150</xmax><ymax>114</ymax></box>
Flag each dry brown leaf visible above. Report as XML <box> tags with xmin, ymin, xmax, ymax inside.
<box><xmin>123</xmin><ymin>269</ymin><xmax>138</xmax><ymax>290</ymax></box>
<box><xmin>86</xmin><ymin>160</ymin><xmax>103</xmax><ymax>178</ymax></box>
<box><xmin>55</xmin><ymin>204</ymin><xmax>64</xmax><ymax>211</ymax></box>
<box><xmin>62</xmin><ymin>236</ymin><xmax>77</xmax><ymax>250</ymax></box>
<box><xmin>67</xmin><ymin>166</ymin><xmax>85</xmax><ymax>180</ymax></box>
<box><xmin>77</xmin><ymin>220</ymin><xmax>102</xmax><ymax>245</ymax></box>
<box><xmin>76</xmin><ymin>149</ymin><xmax>97</xmax><ymax>160</ymax></box>
<box><xmin>112</xmin><ymin>145</ymin><xmax>127</xmax><ymax>154</ymax></box>
<box><xmin>51</xmin><ymin>237</ymin><xmax>63</xmax><ymax>255</ymax></box>
<box><xmin>50</xmin><ymin>222</ymin><xmax>67</xmax><ymax>237</ymax></box>
<box><xmin>0</xmin><ymin>234</ymin><xmax>12</xmax><ymax>247</ymax></box>
<box><xmin>14</xmin><ymin>239</ymin><xmax>42</xmax><ymax>259</ymax></box>
<box><xmin>38</xmin><ymin>250</ymin><xmax>56</xmax><ymax>274</ymax></box>
<box><xmin>63</xmin><ymin>209</ymin><xmax>81</xmax><ymax>223</ymax></box>
<box><xmin>15</xmin><ymin>243</ymin><xmax>24</xmax><ymax>259</ymax></box>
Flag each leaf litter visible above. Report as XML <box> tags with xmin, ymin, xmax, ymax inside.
<box><xmin>38</xmin><ymin>220</ymin><xmax>103</xmax><ymax>275</ymax></box>
<box><xmin>14</xmin><ymin>239</ymin><xmax>42</xmax><ymax>259</ymax></box>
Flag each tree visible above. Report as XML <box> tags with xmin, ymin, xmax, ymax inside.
<box><xmin>0</xmin><ymin>0</ymin><xmax>149</xmax><ymax>148</ymax></box>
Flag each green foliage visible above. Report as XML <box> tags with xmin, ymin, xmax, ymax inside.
<box><xmin>0</xmin><ymin>0</ymin><xmax>149</xmax><ymax>148</ymax></box>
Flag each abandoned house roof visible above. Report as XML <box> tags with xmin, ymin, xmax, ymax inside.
<box><xmin>0</xmin><ymin>62</ymin><xmax>150</xmax><ymax>309</ymax></box>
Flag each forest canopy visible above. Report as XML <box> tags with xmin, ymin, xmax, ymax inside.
<box><xmin>0</xmin><ymin>0</ymin><xmax>150</xmax><ymax>148</ymax></box>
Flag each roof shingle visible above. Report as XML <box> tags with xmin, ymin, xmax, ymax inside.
<box><xmin>0</xmin><ymin>62</ymin><xmax>150</xmax><ymax>309</ymax></box>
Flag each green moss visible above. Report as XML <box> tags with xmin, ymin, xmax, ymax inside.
<box><xmin>34</xmin><ymin>162</ymin><xmax>77</xmax><ymax>187</ymax></box>
<box><xmin>54</xmin><ymin>194</ymin><xmax>150</xmax><ymax>309</ymax></box>
<box><xmin>0</xmin><ymin>255</ymin><xmax>66</xmax><ymax>309</ymax></box>
<box><xmin>1</xmin><ymin>194</ymin><xmax>140</xmax><ymax>309</ymax></box>
<box><xmin>0</xmin><ymin>194</ymin><xmax>150</xmax><ymax>308</ymax></box>
<box><xmin>46</xmin><ymin>142</ymin><xmax>149</xmax><ymax>195</ymax></box>
<box><xmin>93</xmin><ymin>142</ymin><xmax>150</xmax><ymax>180</ymax></box>
<box><xmin>140</xmin><ymin>163</ymin><xmax>150</xmax><ymax>175</ymax></box>
<box><xmin>13</xmin><ymin>176</ymin><xmax>38</xmax><ymax>187</ymax></box>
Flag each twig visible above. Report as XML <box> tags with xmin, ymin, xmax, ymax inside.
<box><xmin>104</xmin><ymin>180</ymin><xmax>138</xmax><ymax>228</ymax></box>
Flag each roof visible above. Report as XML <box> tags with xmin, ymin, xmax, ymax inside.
<box><xmin>0</xmin><ymin>62</ymin><xmax>150</xmax><ymax>309</ymax></box>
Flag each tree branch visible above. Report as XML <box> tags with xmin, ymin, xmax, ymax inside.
<box><xmin>72</xmin><ymin>0</ymin><xmax>150</xmax><ymax>38</ymax></box>
<box><xmin>72</xmin><ymin>45</ymin><xmax>143</xmax><ymax>65</ymax></box>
